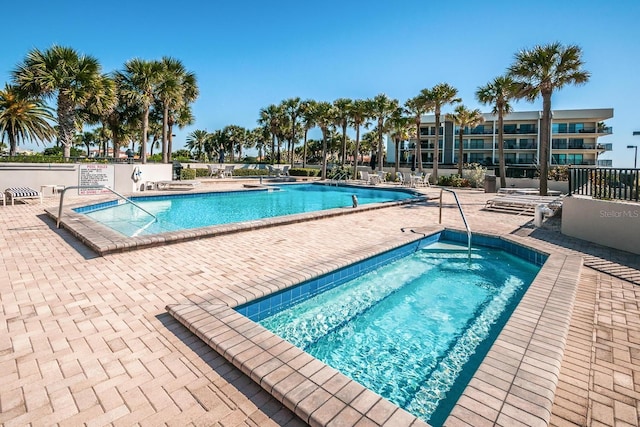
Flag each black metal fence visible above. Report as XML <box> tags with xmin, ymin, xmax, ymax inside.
<box><xmin>569</xmin><ymin>167</ymin><xmax>639</xmax><ymax>202</ymax></box>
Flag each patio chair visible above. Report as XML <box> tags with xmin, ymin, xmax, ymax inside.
<box><xmin>421</xmin><ymin>172</ymin><xmax>432</xmax><ymax>187</ymax></box>
<box><xmin>360</xmin><ymin>171</ymin><xmax>370</xmax><ymax>184</ymax></box>
<box><xmin>223</xmin><ymin>165</ymin><xmax>235</xmax><ymax>177</ymax></box>
<box><xmin>396</xmin><ymin>171</ymin><xmax>405</xmax><ymax>186</ymax></box>
<box><xmin>4</xmin><ymin>187</ymin><xmax>42</xmax><ymax>205</ymax></box>
<box><xmin>281</xmin><ymin>165</ymin><xmax>290</xmax><ymax>176</ymax></box>
<box><xmin>207</xmin><ymin>164</ymin><xmax>222</xmax><ymax>178</ymax></box>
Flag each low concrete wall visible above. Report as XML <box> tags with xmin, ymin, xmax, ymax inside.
<box><xmin>0</xmin><ymin>163</ymin><xmax>172</xmax><ymax>195</ymax></box>
<box><xmin>561</xmin><ymin>196</ymin><xmax>640</xmax><ymax>255</ymax></box>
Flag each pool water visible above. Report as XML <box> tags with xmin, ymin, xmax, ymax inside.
<box><xmin>258</xmin><ymin>241</ymin><xmax>540</xmax><ymax>425</ymax></box>
<box><xmin>75</xmin><ymin>184</ymin><xmax>414</xmax><ymax>237</ymax></box>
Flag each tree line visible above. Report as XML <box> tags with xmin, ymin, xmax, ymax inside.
<box><xmin>0</xmin><ymin>42</ymin><xmax>589</xmax><ymax>195</ymax></box>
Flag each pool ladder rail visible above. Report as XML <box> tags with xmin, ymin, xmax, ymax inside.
<box><xmin>56</xmin><ymin>185</ymin><xmax>157</xmax><ymax>229</ymax></box>
<box><xmin>329</xmin><ymin>171</ymin><xmax>349</xmax><ymax>186</ymax></box>
<box><xmin>439</xmin><ymin>188</ymin><xmax>472</xmax><ymax>260</ymax></box>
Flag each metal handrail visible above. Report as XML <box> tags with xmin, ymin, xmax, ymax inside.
<box><xmin>439</xmin><ymin>188</ymin><xmax>472</xmax><ymax>260</ymax></box>
<box><xmin>56</xmin><ymin>185</ymin><xmax>157</xmax><ymax>228</ymax></box>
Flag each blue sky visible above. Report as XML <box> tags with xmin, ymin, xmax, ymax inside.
<box><xmin>3</xmin><ymin>0</ymin><xmax>639</xmax><ymax>167</ymax></box>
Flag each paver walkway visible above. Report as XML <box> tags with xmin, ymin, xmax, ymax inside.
<box><xmin>1</xmin><ymin>183</ymin><xmax>638</xmax><ymax>426</ymax></box>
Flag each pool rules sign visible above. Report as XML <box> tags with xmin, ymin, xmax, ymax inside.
<box><xmin>78</xmin><ymin>164</ymin><xmax>114</xmax><ymax>195</ymax></box>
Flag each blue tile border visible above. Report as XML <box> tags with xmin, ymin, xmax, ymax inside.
<box><xmin>235</xmin><ymin>229</ymin><xmax>549</xmax><ymax>322</ymax></box>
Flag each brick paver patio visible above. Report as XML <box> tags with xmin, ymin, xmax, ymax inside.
<box><xmin>1</xmin><ymin>181</ymin><xmax>638</xmax><ymax>426</ymax></box>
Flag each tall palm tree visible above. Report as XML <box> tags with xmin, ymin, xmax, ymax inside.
<box><xmin>0</xmin><ymin>84</ymin><xmax>56</xmax><ymax>156</ymax></box>
<box><xmin>388</xmin><ymin>111</ymin><xmax>414</xmax><ymax>174</ymax></box>
<box><xmin>281</xmin><ymin>97</ymin><xmax>302</xmax><ymax>167</ymax></box>
<box><xmin>447</xmin><ymin>105</ymin><xmax>485</xmax><ymax>175</ymax></box>
<box><xmin>186</xmin><ymin>129</ymin><xmax>210</xmax><ymax>160</ymax></box>
<box><xmin>333</xmin><ymin>98</ymin><xmax>353</xmax><ymax>166</ymax></box>
<box><xmin>258</xmin><ymin>104</ymin><xmax>284</xmax><ymax>164</ymax></box>
<box><xmin>76</xmin><ymin>130</ymin><xmax>98</xmax><ymax>157</ymax></box>
<box><xmin>312</xmin><ymin>101</ymin><xmax>336</xmax><ymax>179</ymax></box>
<box><xmin>476</xmin><ymin>75</ymin><xmax>523</xmax><ymax>188</ymax></box>
<box><xmin>157</xmin><ymin>57</ymin><xmax>199</xmax><ymax>163</ymax></box>
<box><xmin>349</xmin><ymin>99</ymin><xmax>371</xmax><ymax>179</ymax></box>
<box><xmin>423</xmin><ymin>83</ymin><xmax>461</xmax><ymax>181</ymax></box>
<box><xmin>404</xmin><ymin>91</ymin><xmax>433</xmax><ymax>173</ymax></box>
<box><xmin>369</xmin><ymin>94</ymin><xmax>400</xmax><ymax>171</ymax></box>
<box><xmin>508</xmin><ymin>42</ymin><xmax>590</xmax><ymax>195</ymax></box>
<box><xmin>12</xmin><ymin>45</ymin><xmax>104</xmax><ymax>159</ymax></box>
<box><xmin>115</xmin><ymin>58</ymin><xmax>163</xmax><ymax>163</ymax></box>
<box><xmin>300</xmin><ymin>99</ymin><xmax>317</xmax><ymax>168</ymax></box>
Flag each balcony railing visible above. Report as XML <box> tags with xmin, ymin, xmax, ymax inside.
<box><xmin>569</xmin><ymin>167</ymin><xmax>639</xmax><ymax>202</ymax></box>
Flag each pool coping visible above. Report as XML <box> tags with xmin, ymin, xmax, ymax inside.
<box><xmin>44</xmin><ymin>184</ymin><xmax>427</xmax><ymax>256</ymax></box>
<box><xmin>166</xmin><ymin>228</ymin><xmax>583</xmax><ymax>427</ymax></box>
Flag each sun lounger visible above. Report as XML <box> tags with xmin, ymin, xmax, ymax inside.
<box><xmin>4</xmin><ymin>187</ymin><xmax>42</xmax><ymax>205</ymax></box>
<box><xmin>156</xmin><ymin>180</ymin><xmax>201</xmax><ymax>191</ymax></box>
<box><xmin>484</xmin><ymin>194</ymin><xmax>563</xmax><ymax>215</ymax></box>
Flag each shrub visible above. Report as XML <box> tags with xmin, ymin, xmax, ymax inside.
<box><xmin>438</xmin><ymin>174</ymin><xmax>471</xmax><ymax>187</ymax></box>
<box><xmin>180</xmin><ymin>168</ymin><xmax>196</xmax><ymax>180</ymax></box>
<box><xmin>462</xmin><ymin>163</ymin><xmax>487</xmax><ymax>188</ymax></box>
<box><xmin>290</xmin><ymin>168</ymin><xmax>319</xmax><ymax>177</ymax></box>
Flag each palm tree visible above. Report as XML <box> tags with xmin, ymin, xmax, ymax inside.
<box><xmin>0</xmin><ymin>84</ymin><xmax>56</xmax><ymax>156</ymax></box>
<box><xmin>281</xmin><ymin>97</ymin><xmax>302</xmax><ymax>167</ymax></box>
<box><xmin>476</xmin><ymin>75</ymin><xmax>523</xmax><ymax>188</ymax></box>
<box><xmin>349</xmin><ymin>99</ymin><xmax>371</xmax><ymax>179</ymax></box>
<box><xmin>447</xmin><ymin>105</ymin><xmax>485</xmax><ymax>175</ymax></box>
<box><xmin>300</xmin><ymin>99</ymin><xmax>317</xmax><ymax>168</ymax></box>
<box><xmin>404</xmin><ymin>91</ymin><xmax>433</xmax><ymax>173</ymax></box>
<box><xmin>388</xmin><ymin>111</ymin><xmax>414</xmax><ymax>174</ymax></box>
<box><xmin>369</xmin><ymin>94</ymin><xmax>400</xmax><ymax>171</ymax></box>
<box><xmin>312</xmin><ymin>101</ymin><xmax>336</xmax><ymax>179</ymax></box>
<box><xmin>508</xmin><ymin>42</ymin><xmax>590</xmax><ymax>195</ymax></box>
<box><xmin>156</xmin><ymin>57</ymin><xmax>199</xmax><ymax>163</ymax></box>
<box><xmin>12</xmin><ymin>45</ymin><xmax>104</xmax><ymax>159</ymax></box>
<box><xmin>333</xmin><ymin>98</ymin><xmax>353</xmax><ymax>166</ymax></box>
<box><xmin>258</xmin><ymin>104</ymin><xmax>284</xmax><ymax>164</ymax></box>
<box><xmin>76</xmin><ymin>130</ymin><xmax>98</xmax><ymax>157</ymax></box>
<box><xmin>186</xmin><ymin>129</ymin><xmax>210</xmax><ymax>160</ymax></box>
<box><xmin>423</xmin><ymin>83</ymin><xmax>461</xmax><ymax>181</ymax></box>
<box><xmin>115</xmin><ymin>58</ymin><xmax>163</xmax><ymax>163</ymax></box>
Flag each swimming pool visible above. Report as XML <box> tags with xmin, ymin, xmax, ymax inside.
<box><xmin>237</xmin><ymin>233</ymin><xmax>543</xmax><ymax>426</ymax></box>
<box><xmin>74</xmin><ymin>183</ymin><xmax>417</xmax><ymax>237</ymax></box>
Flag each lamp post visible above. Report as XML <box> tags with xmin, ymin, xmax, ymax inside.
<box><xmin>628</xmin><ymin>145</ymin><xmax>638</xmax><ymax>169</ymax></box>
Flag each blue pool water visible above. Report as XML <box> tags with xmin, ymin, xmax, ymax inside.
<box><xmin>256</xmin><ymin>239</ymin><xmax>541</xmax><ymax>426</ymax></box>
<box><xmin>74</xmin><ymin>183</ymin><xmax>415</xmax><ymax>237</ymax></box>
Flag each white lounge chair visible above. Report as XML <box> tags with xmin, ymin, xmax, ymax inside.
<box><xmin>281</xmin><ymin>165</ymin><xmax>290</xmax><ymax>176</ymax></box>
<box><xmin>484</xmin><ymin>194</ymin><xmax>564</xmax><ymax>215</ymax></box>
<box><xmin>223</xmin><ymin>165</ymin><xmax>235</xmax><ymax>177</ymax></box>
<box><xmin>396</xmin><ymin>172</ymin><xmax>405</xmax><ymax>186</ymax></box>
<box><xmin>4</xmin><ymin>187</ymin><xmax>42</xmax><ymax>205</ymax></box>
<box><xmin>156</xmin><ymin>180</ymin><xmax>201</xmax><ymax>191</ymax></box>
<box><xmin>207</xmin><ymin>164</ymin><xmax>222</xmax><ymax>178</ymax></box>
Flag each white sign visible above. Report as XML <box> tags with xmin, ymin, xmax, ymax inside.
<box><xmin>78</xmin><ymin>164</ymin><xmax>114</xmax><ymax>195</ymax></box>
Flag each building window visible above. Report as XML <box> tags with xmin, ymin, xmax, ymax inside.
<box><xmin>470</xmin><ymin>125</ymin><xmax>485</xmax><ymax>134</ymax></box>
<box><xmin>503</xmin><ymin>124</ymin><xmax>517</xmax><ymax>134</ymax></box>
<box><xmin>568</xmin><ymin>123</ymin><xmax>584</xmax><ymax>133</ymax></box>
<box><xmin>469</xmin><ymin>139</ymin><xmax>485</xmax><ymax>149</ymax></box>
<box><xmin>519</xmin><ymin>124</ymin><xmax>537</xmax><ymax>134</ymax></box>
<box><xmin>518</xmin><ymin>138</ymin><xmax>536</xmax><ymax>149</ymax></box>
<box><xmin>504</xmin><ymin>139</ymin><xmax>517</xmax><ymax>149</ymax></box>
<box><xmin>552</xmin><ymin>123</ymin><xmax>568</xmax><ymax>134</ymax></box>
<box><xmin>552</xmin><ymin>138</ymin><xmax>568</xmax><ymax>149</ymax></box>
<box><xmin>504</xmin><ymin>153</ymin><xmax>516</xmax><ymax>164</ymax></box>
<box><xmin>518</xmin><ymin>153</ymin><xmax>535</xmax><ymax>164</ymax></box>
<box><xmin>568</xmin><ymin>138</ymin><xmax>584</xmax><ymax>149</ymax></box>
<box><xmin>469</xmin><ymin>153</ymin><xmax>485</xmax><ymax>163</ymax></box>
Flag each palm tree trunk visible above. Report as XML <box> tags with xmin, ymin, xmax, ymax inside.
<box><xmin>162</xmin><ymin>104</ymin><xmax>169</xmax><ymax>163</ymax></box>
<box><xmin>8</xmin><ymin>133</ymin><xmax>17</xmax><ymax>157</ymax></box>
<box><xmin>433</xmin><ymin>112</ymin><xmax>440</xmax><ymax>181</ymax></box>
<box><xmin>341</xmin><ymin>124</ymin><xmax>347</xmax><ymax>167</ymax></box>
<box><xmin>57</xmin><ymin>94</ymin><xmax>76</xmax><ymax>159</ymax></box>
<box><xmin>458</xmin><ymin>129</ymin><xmax>464</xmax><ymax>176</ymax></box>
<box><xmin>353</xmin><ymin>125</ymin><xmax>361</xmax><ymax>179</ymax></box>
<box><xmin>302</xmin><ymin>130</ymin><xmax>308</xmax><ymax>168</ymax></box>
<box><xmin>141</xmin><ymin>107</ymin><xmax>149</xmax><ymax>164</ymax></box>
<box><xmin>416</xmin><ymin>118</ymin><xmax>423</xmax><ymax>173</ymax></box>
<box><xmin>377</xmin><ymin>120</ymin><xmax>384</xmax><ymax>171</ymax></box>
<box><xmin>395</xmin><ymin>139</ymin><xmax>400</xmax><ymax>174</ymax></box>
<box><xmin>271</xmin><ymin>135</ymin><xmax>275</xmax><ymax>164</ymax></box>
<box><xmin>321</xmin><ymin>129</ymin><xmax>328</xmax><ymax>179</ymax></box>
<box><xmin>498</xmin><ymin>112</ymin><xmax>506</xmax><ymax>188</ymax></box>
<box><xmin>540</xmin><ymin>92</ymin><xmax>552</xmax><ymax>196</ymax></box>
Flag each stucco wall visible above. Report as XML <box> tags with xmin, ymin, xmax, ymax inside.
<box><xmin>0</xmin><ymin>163</ymin><xmax>172</xmax><ymax>195</ymax></box>
<box><xmin>561</xmin><ymin>196</ymin><xmax>640</xmax><ymax>255</ymax></box>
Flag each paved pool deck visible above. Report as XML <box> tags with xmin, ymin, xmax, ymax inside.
<box><xmin>1</xmin><ymin>180</ymin><xmax>638</xmax><ymax>426</ymax></box>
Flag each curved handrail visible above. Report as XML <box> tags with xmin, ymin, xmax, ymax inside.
<box><xmin>439</xmin><ymin>188</ymin><xmax>472</xmax><ymax>260</ymax></box>
<box><xmin>56</xmin><ymin>185</ymin><xmax>157</xmax><ymax>228</ymax></box>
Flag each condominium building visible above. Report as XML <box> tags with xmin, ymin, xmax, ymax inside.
<box><xmin>391</xmin><ymin>108</ymin><xmax>614</xmax><ymax>168</ymax></box>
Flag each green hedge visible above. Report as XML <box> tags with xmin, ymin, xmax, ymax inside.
<box><xmin>290</xmin><ymin>168</ymin><xmax>320</xmax><ymax>177</ymax></box>
<box><xmin>180</xmin><ymin>168</ymin><xmax>196</xmax><ymax>180</ymax></box>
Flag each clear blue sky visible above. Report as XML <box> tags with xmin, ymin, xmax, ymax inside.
<box><xmin>3</xmin><ymin>0</ymin><xmax>639</xmax><ymax>167</ymax></box>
